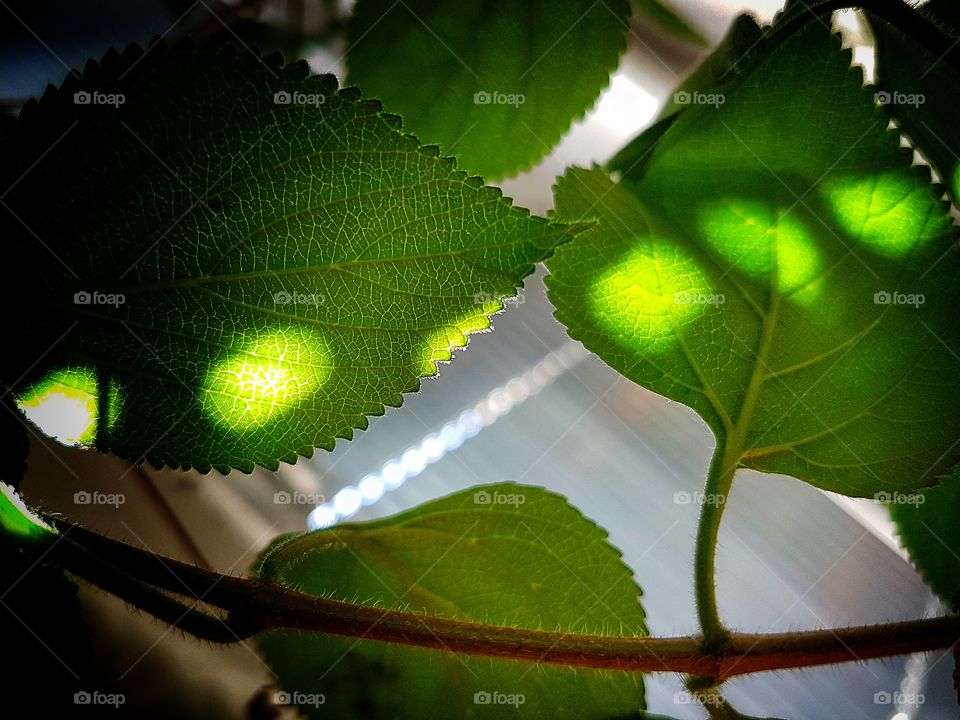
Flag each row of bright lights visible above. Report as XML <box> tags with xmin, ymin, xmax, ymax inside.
<box><xmin>307</xmin><ymin>341</ymin><xmax>588</xmax><ymax>530</ymax></box>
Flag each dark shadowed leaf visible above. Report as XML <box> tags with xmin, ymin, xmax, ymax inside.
<box><xmin>346</xmin><ymin>0</ymin><xmax>630</xmax><ymax>179</ymax></box>
<box><xmin>1</xmin><ymin>42</ymin><xmax>578</xmax><ymax>473</ymax></box>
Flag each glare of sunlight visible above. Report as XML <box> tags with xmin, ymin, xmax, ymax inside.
<box><xmin>17</xmin><ymin>367</ymin><xmax>99</xmax><ymax>445</ymax></box>
<box><xmin>592</xmin><ymin>72</ymin><xmax>660</xmax><ymax>138</ymax></box>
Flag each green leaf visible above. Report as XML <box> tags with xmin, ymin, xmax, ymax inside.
<box><xmin>546</xmin><ymin>24</ymin><xmax>960</xmax><ymax>497</ymax></box>
<box><xmin>871</xmin><ymin>0</ymin><xmax>960</xmax><ymax>202</ymax></box>
<box><xmin>655</xmin><ymin>13</ymin><xmax>762</xmax><ymax>122</ymax></box>
<box><xmin>0</xmin><ymin>481</ymin><xmax>55</xmax><ymax>545</ymax></box>
<box><xmin>891</xmin><ymin>466</ymin><xmax>960</xmax><ymax>611</ymax></box>
<box><xmin>1</xmin><ymin>42</ymin><xmax>577</xmax><ymax>474</ymax></box>
<box><xmin>629</xmin><ymin>0</ymin><xmax>705</xmax><ymax>46</ymax></box>
<box><xmin>609</xmin><ymin>13</ymin><xmax>762</xmax><ymax>182</ymax></box>
<box><xmin>607</xmin><ymin>113</ymin><xmax>680</xmax><ymax>185</ymax></box>
<box><xmin>346</xmin><ymin>0</ymin><xmax>631</xmax><ymax>179</ymax></box>
<box><xmin>255</xmin><ymin>483</ymin><xmax>647</xmax><ymax>719</ymax></box>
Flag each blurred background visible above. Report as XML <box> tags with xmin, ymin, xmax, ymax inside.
<box><xmin>3</xmin><ymin>0</ymin><xmax>954</xmax><ymax>718</ymax></box>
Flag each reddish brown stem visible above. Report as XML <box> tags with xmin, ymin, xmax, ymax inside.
<box><xmin>48</xmin><ymin>518</ymin><xmax>960</xmax><ymax>682</ymax></box>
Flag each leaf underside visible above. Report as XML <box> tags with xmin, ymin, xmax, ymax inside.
<box><xmin>871</xmin><ymin>0</ymin><xmax>960</xmax><ymax>203</ymax></box>
<box><xmin>1</xmin><ymin>41</ymin><xmax>578</xmax><ymax>473</ymax></box>
<box><xmin>346</xmin><ymin>0</ymin><xmax>631</xmax><ymax>179</ymax></box>
<box><xmin>255</xmin><ymin>483</ymin><xmax>647</xmax><ymax>719</ymax></box>
<box><xmin>891</xmin><ymin>466</ymin><xmax>960</xmax><ymax>611</ymax></box>
<box><xmin>547</xmin><ymin>22</ymin><xmax>960</xmax><ymax>497</ymax></box>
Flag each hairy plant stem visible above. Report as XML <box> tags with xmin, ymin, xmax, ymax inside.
<box><xmin>693</xmin><ymin>443</ymin><xmax>739</xmax><ymax>652</ymax></box>
<box><xmin>696</xmin><ymin>688</ymin><xmax>746</xmax><ymax>720</ymax></box>
<box><xmin>39</xmin><ymin>516</ymin><xmax>960</xmax><ymax>682</ymax></box>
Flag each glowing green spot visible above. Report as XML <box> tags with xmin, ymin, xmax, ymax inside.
<box><xmin>822</xmin><ymin>173</ymin><xmax>937</xmax><ymax>258</ymax></box>
<box><xmin>698</xmin><ymin>201</ymin><xmax>820</xmax><ymax>297</ymax></box>
<box><xmin>421</xmin><ymin>307</ymin><xmax>494</xmax><ymax>375</ymax></box>
<box><xmin>203</xmin><ymin>328</ymin><xmax>330</xmax><ymax>430</ymax></box>
<box><xmin>17</xmin><ymin>367</ymin><xmax>98</xmax><ymax>445</ymax></box>
<box><xmin>590</xmin><ymin>241</ymin><xmax>714</xmax><ymax>350</ymax></box>
<box><xmin>0</xmin><ymin>482</ymin><xmax>54</xmax><ymax>543</ymax></box>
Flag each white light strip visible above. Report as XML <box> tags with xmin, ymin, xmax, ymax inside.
<box><xmin>307</xmin><ymin>340</ymin><xmax>589</xmax><ymax>530</ymax></box>
<box><xmin>889</xmin><ymin>597</ymin><xmax>941</xmax><ymax>720</ymax></box>
<box><xmin>820</xmin><ymin>491</ymin><xmax>911</xmax><ymax>563</ymax></box>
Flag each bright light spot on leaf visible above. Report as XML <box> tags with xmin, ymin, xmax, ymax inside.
<box><xmin>822</xmin><ymin>173</ymin><xmax>937</xmax><ymax>257</ymax></box>
<box><xmin>17</xmin><ymin>367</ymin><xmax>99</xmax><ymax>445</ymax></box>
<box><xmin>0</xmin><ymin>482</ymin><xmax>54</xmax><ymax>543</ymax></box>
<box><xmin>590</xmin><ymin>243</ymin><xmax>711</xmax><ymax>346</ymax></box>
<box><xmin>202</xmin><ymin>328</ymin><xmax>330</xmax><ymax>430</ymax></box>
<box><xmin>421</xmin><ymin>306</ymin><xmax>496</xmax><ymax>373</ymax></box>
<box><xmin>698</xmin><ymin>201</ymin><xmax>820</xmax><ymax>298</ymax></box>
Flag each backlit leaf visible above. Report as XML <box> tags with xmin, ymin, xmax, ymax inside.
<box><xmin>1</xmin><ymin>42</ymin><xmax>577</xmax><ymax>473</ymax></box>
<box><xmin>547</xmin><ymin>24</ymin><xmax>960</xmax><ymax>496</ymax></box>
<box><xmin>346</xmin><ymin>0</ymin><xmax>631</xmax><ymax>179</ymax></box>
<box><xmin>256</xmin><ymin>483</ymin><xmax>647</xmax><ymax>719</ymax></box>
<box><xmin>891</xmin><ymin>466</ymin><xmax>960</xmax><ymax>611</ymax></box>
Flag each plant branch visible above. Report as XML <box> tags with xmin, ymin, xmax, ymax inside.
<box><xmin>693</xmin><ymin>443</ymin><xmax>738</xmax><ymax>650</ymax></box>
<box><xmin>695</xmin><ymin>688</ymin><xmax>746</xmax><ymax>720</ymax></box>
<box><xmin>51</xmin><ymin>526</ymin><xmax>256</xmax><ymax>642</ymax></box>
<box><xmin>42</xmin><ymin>516</ymin><xmax>960</xmax><ymax>682</ymax></box>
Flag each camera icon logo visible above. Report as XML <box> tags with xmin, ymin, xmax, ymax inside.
<box><xmin>874</xmin><ymin>291</ymin><xmax>891</xmax><ymax>305</ymax></box>
<box><xmin>874</xmin><ymin>691</ymin><xmax>892</xmax><ymax>705</ymax></box>
<box><xmin>874</xmin><ymin>91</ymin><xmax>891</xmax><ymax>105</ymax></box>
<box><xmin>74</xmin><ymin>691</ymin><xmax>92</xmax><ymax>705</ymax></box>
<box><xmin>273</xmin><ymin>290</ymin><xmax>292</xmax><ymax>305</ymax></box>
<box><xmin>473</xmin><ymin>490</ymin><xmax>491</xmax><ymax>505</ymax></box>
<box><xmin>274</xmin><ymin>91</ymin><xmax>292</xmax><ymax>105</ymax></box>
<box><xmin>473</xmin><ymin>90</ymin><xmax>491</xmax><ymax>105</ymax></box>
<box><xmin>74</xmin><ymin>490</ymin><xmax>92</xmax><ymax>505</ymax></box>
<box><xmin>274</xmin><ymin>491</ymin><xmax>292</xmax><ymax>505</ymax></box>
<box><xmin>73</xmin><ymin>91</ymin><xmax>91</xmax><ymax>105</ymax></box>
<box><xmin>473</xmin><ymin>691</ymin><xmax>491</xmax><ymax>704</ymax></box>
<box><xmin>673</xmin><ymin>90</ymin><xmax>691</xmax><ymax>105</ymax></box>
<box><xmin>673</xmin><ymin>491</ymin><xmax>692</xmax><ymax>505</ymax></box>
<box><xmin>74</xmin><ymin>290</ymin><xmax>92</xmax><ymax>305</ymax></box>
